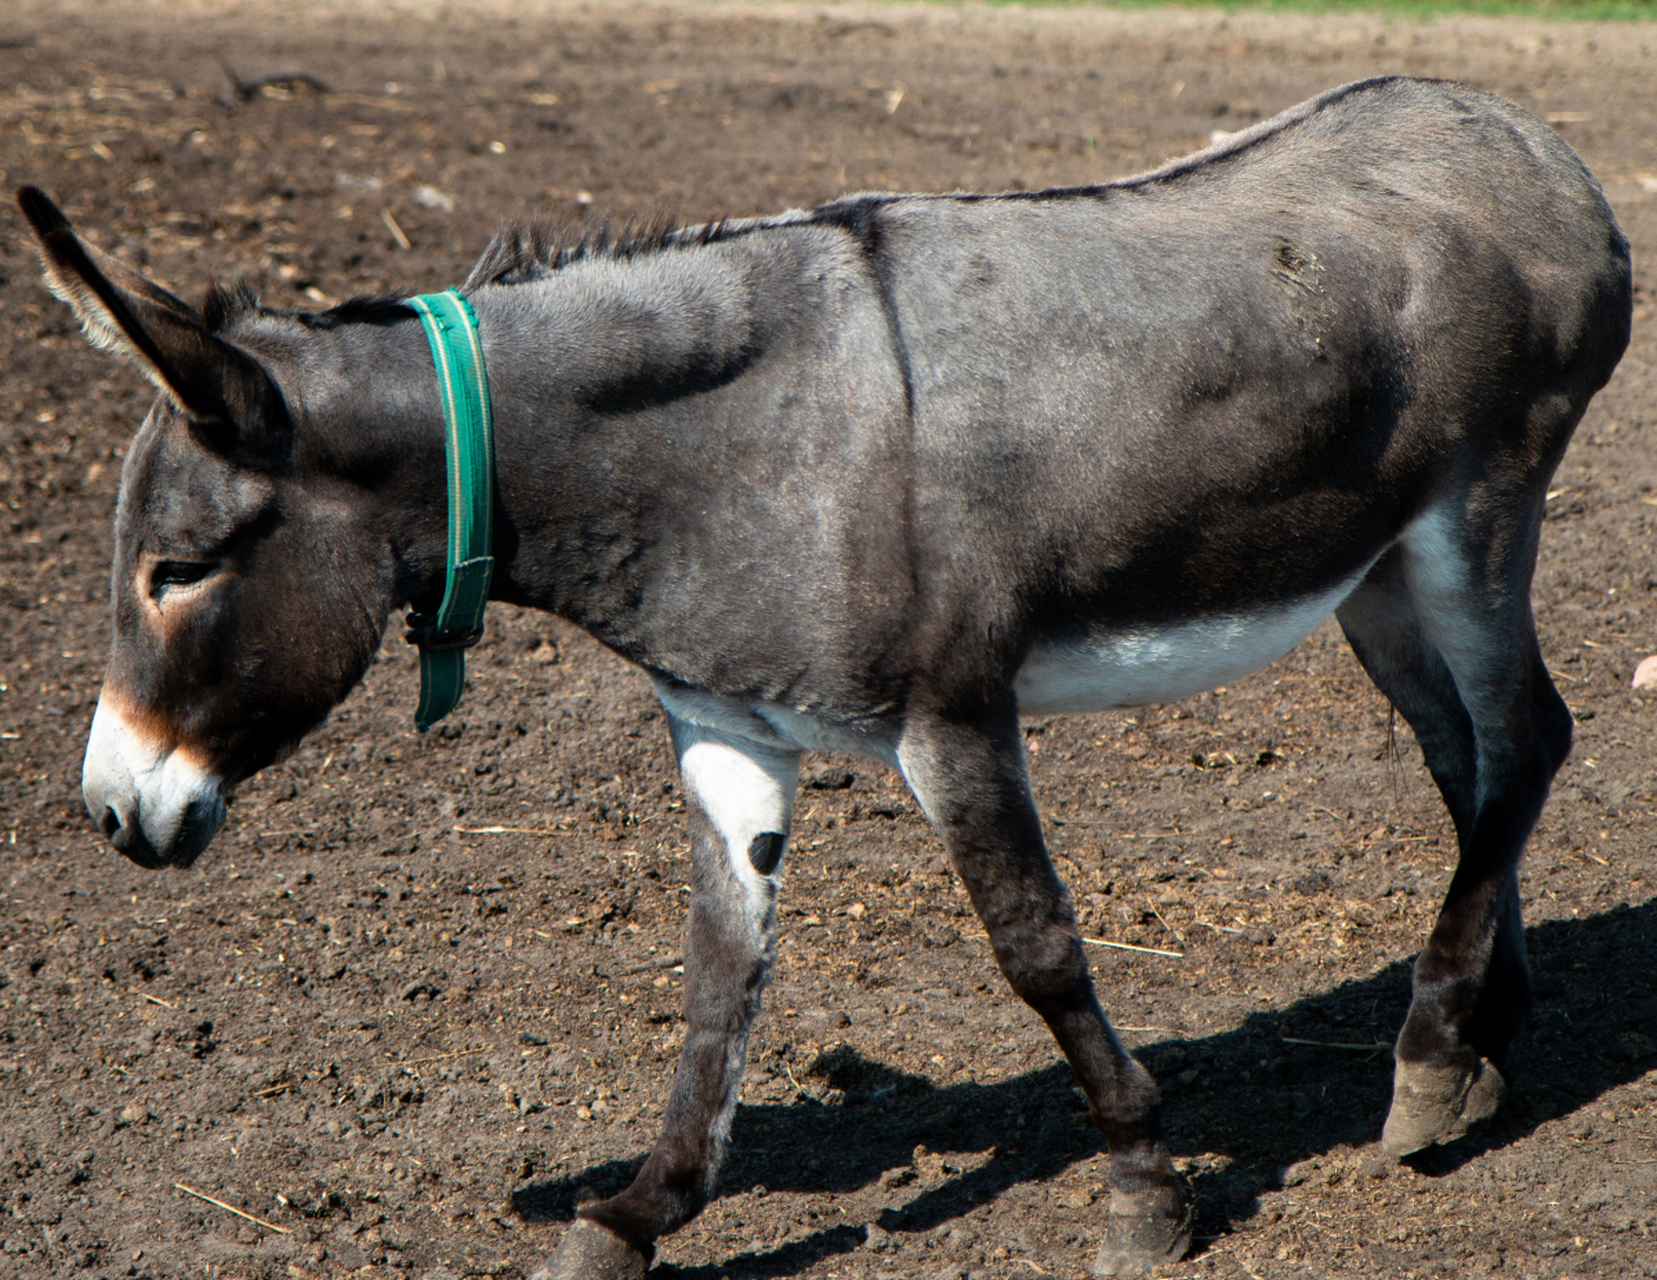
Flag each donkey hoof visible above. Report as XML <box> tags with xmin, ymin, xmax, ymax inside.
<box><xmin>1382</xmin><ymin>1056</ymin><xmax>1506</xmax><ymax>1157</ymax></box>
<box><xmin>1090</xmin><ymin>1181</ymin><xmax>1195</xmax><ymax>1276</ymax></box>
<box><xmin>528</xmin><ymin>1219</ymin><xmax>651</xmax><ymax>1280</ymax></box>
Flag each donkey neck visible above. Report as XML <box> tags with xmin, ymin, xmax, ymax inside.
<box><xmin>296</xmin><ymin>218</ymin><xmax>897</xmax><ymax>692</ymax></box>
<box><xmin>406</xmin><ymin>222</ymin><xmax>889</xmax><ymax>673</ymax></box>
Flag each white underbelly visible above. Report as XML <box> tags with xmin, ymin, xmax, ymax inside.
<box><xmin>1013</xmin><ymin>570</ymin><xmax>1370</xmax><ymax>715</ymax></box>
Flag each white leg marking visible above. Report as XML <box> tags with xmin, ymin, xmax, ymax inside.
<box><xmin>668</xmin><ymin>717</ymin><xmax>800</xmax><ymax>906</ymax></box>
<box><xmin>1400</xmin><ymin>504</ymin><xmax>1519</xmax><ymax>805</ymax></box>
<box><xmin>1400</xmin><ymin>507</ymin><xmax>1500</xmax><ymax>692</ymax></box>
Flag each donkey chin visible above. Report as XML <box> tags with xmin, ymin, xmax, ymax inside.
<box><xmin>81</xmin><ymin>697</ymin><xmax>227</xmax><ymax>869</ymax></box>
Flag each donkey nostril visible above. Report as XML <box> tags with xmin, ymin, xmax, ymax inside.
<box><xmin>99</xmin><ymin>806</ymin><xmax>123</xmax><ymax>842</ymax></box>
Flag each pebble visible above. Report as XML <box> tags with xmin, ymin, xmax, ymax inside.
<box><xmin>1633</xmin><ymin>655</ymin><xmax>1657</xmax><ymax>690</ymax></box>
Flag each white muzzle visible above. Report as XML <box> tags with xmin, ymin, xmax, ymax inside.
<box><xmin>82</xmin><ymin>695</ymin><xmax>226</xmax><ymax>868</ymax></box>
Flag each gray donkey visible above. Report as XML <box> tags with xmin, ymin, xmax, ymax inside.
<box><xmin>20</xmin><ymin>76</ymin><xmax>1631</xmax><ymax>1276</ymax></box>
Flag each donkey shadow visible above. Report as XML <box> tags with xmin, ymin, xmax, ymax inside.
<box><xmin>511</xmin><ymin>898</ymin><xmax>1657</xmax><ymax>1277</ymax></box>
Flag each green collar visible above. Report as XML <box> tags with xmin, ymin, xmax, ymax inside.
<box><xmin>405</xmin><ymin>289</ymin><xmax>495</xmax><ymax>732</ymax></box>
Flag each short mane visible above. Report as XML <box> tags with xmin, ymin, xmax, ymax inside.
<box><xmin>463</xmin><ymin>214</ymin><xmax>742</xmax><ymax>290</ymax></box>
<box><xmin>200</xmin><ymin>277</ymin><xmax>413</xmax><ymax>332</ymax></box>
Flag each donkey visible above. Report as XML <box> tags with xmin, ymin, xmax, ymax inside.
<box><xmin>21</xmin><ymin>76</ymin><xmax>1630</xmax><ymax>1276</ymax></box>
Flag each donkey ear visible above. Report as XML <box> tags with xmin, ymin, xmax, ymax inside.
<box><xmin>16</xmin><ymin>187</ymin><xmax>290</xmax><ymax>463</ymax></box>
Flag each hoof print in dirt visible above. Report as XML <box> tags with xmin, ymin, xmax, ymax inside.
<box><xmin>529</xmin><ymin>1219</ymin><xmax>651</xmax><ymax>1280</ymax></box>
<box><xmin>1382</xmin><ymin>1057</ymin><xmax>1507</xmax><ymax>1157</ymax></box>
<box><xmin>1091</xmin><ymin>1181</ymin><xmax>1195</xmax><ymax>1276</ymax></box>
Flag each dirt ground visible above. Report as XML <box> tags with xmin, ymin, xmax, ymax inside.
<box><xmin>1</xmin><ymin>2</ymin><xmax>1655</xmax><ymax>1277</ymax></box>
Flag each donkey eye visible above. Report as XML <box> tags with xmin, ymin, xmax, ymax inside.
<box><xmin>150</xmin><ymin>560</ymin><xmax>218</xmax><ymax>595</ymax></box>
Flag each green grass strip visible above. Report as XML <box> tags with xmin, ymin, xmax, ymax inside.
<box><xmin>920</xmin><ymin>0</ymin><xmax>1657</xmax><ymax>21</ymax></box>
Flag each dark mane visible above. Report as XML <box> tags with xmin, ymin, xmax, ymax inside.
<box><xmin>462</xmin><ymin>213</ymin><xmax>736</xmax><ymax>289</ymax></box>
<box><xmin>200</xmin><ymin>277</ymin><xmax>413</xmax><ymax>332</ymax></box>
<box><xmin>200</xmin><ymin>278</ymin><xmax>261</xmax><ymax>331</ymax></box>
<box><xmin>297</xmin><ymin>295</ymin><xmax>416</xmax><ymax>328</ymax></box>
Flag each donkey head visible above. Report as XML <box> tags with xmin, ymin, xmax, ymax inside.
<box><xmin>19</xmin><ymin>188</ymin><xmax>407</xmax><ymax>867</ymax></box>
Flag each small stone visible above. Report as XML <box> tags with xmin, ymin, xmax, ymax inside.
<box><xmin>1634</xmin><ymin>655</ymin><xmax>1657</xmax><ymax>690</ymax></box>
<box><xmin>1283</xmin><ymin>1157</ymin><xmax>1318</xmax><ymax>1186</ymax></box>
<box><xmin>412</xmin><ymin>185</ymin><xmax>456</xmax><ymax>213</ymax></box>
<box><xmin>119</xmin><ymin>1103</ymin><xmax>150</xmax><ymax>1125</ymax></box>
<box><xmin>864</xmin><ymin>1224</ymin><xmax>893</xmax><ymax>1251</ymax></box>
<box><xmin>1360</xmin><ymin>1154</ymin><xmax>1392</xmax><ymax>1180</ymax></box>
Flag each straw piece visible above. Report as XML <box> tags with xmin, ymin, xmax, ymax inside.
<box><xmin>1279</xmin><ymin>1034</ymin><xmax>1384</xmax><ymax>1052</ymax></box>
<box><xmin>174</xmin><ymin>1183</ymin><xmax>290</xmax><ymax>1234</ymax></box>
<box><xmin>453</xmin><ymin>824</ymin><xmax>569</xmax><ymax>836</ymax></box>
<box><xmin>381</xmin><ymin>208</ymin><xmax>412</xmax><ymax>250</ymax></box>
<box><xmin>395</xmin><ymin>1045</ymin><xmax>490</xmax><ymax>1067</ymax></box>
<box><xmin>1081</xmin><ymin>937</ymin><xmax>1183</xmax><ymax>958</ymax></box>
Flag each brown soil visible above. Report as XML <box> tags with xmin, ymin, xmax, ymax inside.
<box><xmin>2</xmin><ymin>3</ymin><xmax>1655</xmax><ymax>1278</ymax></box>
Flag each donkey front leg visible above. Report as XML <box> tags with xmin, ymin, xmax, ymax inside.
<box><xmin>898</xmin><ymin>706</ymin><xmax>1191</xmax><ymax>1277</ymax></box>
<box><xmin>532</xmin><ymin>719</ymin><xmax>799</xmax><ymax>1280</ymax></box>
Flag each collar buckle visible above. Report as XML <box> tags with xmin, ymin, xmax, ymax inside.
<box><xmin>404</xmin><ymin>611</ymin><xmax>484</xmax><ymax>652</ymax></box>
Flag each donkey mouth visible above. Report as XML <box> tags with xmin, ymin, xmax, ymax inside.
<box><xmin>100</xmin><ymin>808</ymin><xmax>169</xmax><ymax>870</ymax></box>
<box><xmin>96</xmin><ymin>800</ymin><xmax>219</xmax><ymax>869</ymax></box>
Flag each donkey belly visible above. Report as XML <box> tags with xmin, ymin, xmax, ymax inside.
<box><xmin>1014</xmin><ymin>567</ymin><xmax>1372</xmax><ymax>715</ymax></box>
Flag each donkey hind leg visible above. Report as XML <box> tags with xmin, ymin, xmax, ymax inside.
<box><xmin>898</xmin><ymin>707</ymin><xmax>1191</xmax><ymax>1277</ymax></box>
<box><xmin>531</xmin><ymin>718</ymin><xmax>800</xmax><ymax>1280</ymax></box>
<box><xmin>1338</xmin><ymin>517</ymin><xmax>1572</xmax><ymax>1157</ymax></box>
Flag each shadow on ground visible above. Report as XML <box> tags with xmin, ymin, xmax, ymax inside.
<box><xmin>512</xmin><ymin>898</ymin><xmax>1657</xmax><ymax>1277</ymax></box>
